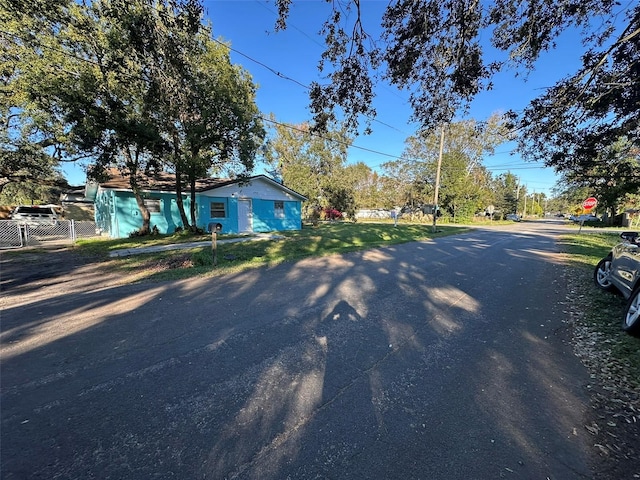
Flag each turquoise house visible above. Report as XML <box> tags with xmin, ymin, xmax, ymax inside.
<box><xmin>89</xmin><ymin>171</ymin><xmax>307</xmax><ymax>238</ymax></box>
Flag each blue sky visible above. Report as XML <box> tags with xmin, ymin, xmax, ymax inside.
<box><xmin>63</xmin><ymin>0</ymin><xmax>584</xmax><ymax>196</ymax></box>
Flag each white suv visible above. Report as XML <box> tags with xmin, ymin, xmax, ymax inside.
<box><xmin>11</xmin><ymin>205</ymin><xmax>59</xmax><ymax>227</ymax></box>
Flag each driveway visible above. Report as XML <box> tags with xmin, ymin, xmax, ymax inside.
<box><xmin>2</xmin><ymin>222</ymin><xmax>594</xmax><ymax>479</ymax></box>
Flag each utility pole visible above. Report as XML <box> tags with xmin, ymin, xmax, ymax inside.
<box><xmin>432</xmin><ymin>125</ymin><xmax>445</xmax><ymax>233</ymax></box>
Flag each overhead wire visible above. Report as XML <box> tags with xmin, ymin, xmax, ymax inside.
<box><xmin>3</xmin><ymin>5</ymin><xmax>557</xmax><ymax>186</ymax></box>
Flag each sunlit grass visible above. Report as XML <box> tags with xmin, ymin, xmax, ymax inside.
<box><xmin>558</xmin><ymin>232</ymin><xmax>621</xmax><ymax>268</ymax></box>
<box><xmin>75</xmin><ymin>230</ymin><xmax>216</xmax><ymax>256</ymax></box>
<box><xmin>76</xmin><ymin>222</ymin><xmax>469</xmax><ymax>281</ymax></box>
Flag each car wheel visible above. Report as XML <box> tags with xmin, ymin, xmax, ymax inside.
<box><xmin>623</xmin><ymin>287</ymin><xmax>640</xmax><ymax>337</ymax></box>
<box><xmin>594</xmin><ymin>256</ymin><xmax>614</xmax><ymax>291</ymax></box>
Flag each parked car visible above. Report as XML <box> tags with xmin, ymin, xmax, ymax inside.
<box><xmin>505</xmin><ymin>214</ymin><xmax>521</xmax><ymax>222</ymax></box>
<box><xmin>10</xmin><ymin>205</ymin><xmax>59</xmax><ymax>227</ymax></box>
<box><xmin>573</xmin><ymin>214</ymin><xmax>600</xmax><ymax>222</ymax></box>
<box><xmin>593</xmin><ymin>231</ymin><xmax>640</xmax><ymax>336</ymax></box>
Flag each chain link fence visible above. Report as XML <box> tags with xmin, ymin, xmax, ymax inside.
<box><xmin>0</xmin><ymin>220</ymin><xmax>102</xmax><ymax>249</ymax></box>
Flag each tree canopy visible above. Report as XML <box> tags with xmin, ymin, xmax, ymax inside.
<box><xmin>275</xmin><ymin>1</ymin><xmax>638</xmax><ymax>131</ymax></box>
<box><xmin>2</xmin><ymin>0</ymin><xmax>264</xmax><ymax>232</ymax></box>
<box><xmin>383</xmin><ymin>114</ymin><xmax>509</xmax><ymax>219</ymax></box>
<box><xmin>265</xmin><ymin>119</ymin><xmax>358</xmax><ymax>218</ymax></box>
<box><xmin>275</xmin><ymin>0</ymin><xmax>638</xmax><ymax>216</ymax></box>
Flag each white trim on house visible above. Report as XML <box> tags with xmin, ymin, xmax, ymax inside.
<box><xmin>199</xmin><ymin>176</ymin><xmax>307</xmax><ymax>201</ymax></box>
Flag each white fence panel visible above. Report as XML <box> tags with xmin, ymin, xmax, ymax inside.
<box><xmin>0</xmin><ymin>220</ymin><xmax>101</xmax><ymax>249</ymax></box>
<box><xmin>0</xmin><ymin>221</ymin><xmax>24</xmax><ymax>249</ymax></box>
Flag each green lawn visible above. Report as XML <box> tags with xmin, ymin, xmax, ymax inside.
<box><xmin>75</xmin><ymin>221</ymin><xmax>470</xmax><ymax>281</ymax></box>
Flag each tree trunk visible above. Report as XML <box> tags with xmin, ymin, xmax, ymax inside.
<box><xmin>174</xmin><ymin>168</ymin><xmax>191</xmax><ymax>230</ymax></box>
<box><xmin>129</xmin><ymin>174</ymin><xmax>151</xmax><ymax>235</ymax></box>
<box><xmin>187</xmin><ymin>146</ymin><xmax>202</xmax><ymax>232</ymax></box>
<box><xmin>189</xmin><ymin>174</ymin><xmax>198</xmax><ymax>231</ymax></box>
<box><xmin>124</xmin><ymin>148</ymin><xmax>151</xmax><ymax>235</ymax></box>
<box><xmin>171</xmin><ymin>131</ymin><xmax>191</xmax><ymax>231</ymax></box>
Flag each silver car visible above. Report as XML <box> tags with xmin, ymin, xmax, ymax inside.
<box><xmin>594</xmin><ymin>232</ymin><xmax>640</xmax><ymax>336</ymax></box>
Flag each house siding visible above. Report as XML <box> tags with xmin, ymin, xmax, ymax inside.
<box><xmin>197</xmin><ymin>178</ymin><xmax>304</xmax><ymax>234</ymax></box>
<box><xmin>252</xmin><ymin>199</ymin><xmax>302</xmax><ymax>232</ymax></box>
<box><xmin>94</xmin><ymin>175</ymin><xmax>305</xmax><ymax>238</ymax></box>
<box><xmin>198</xmin><ymin>196</ymin><xmax>239</xmax><ymax>234</ymax></box>
<box><xmin>95</xmin><ymin>189</ymin><xmax>192</xmax><ymax>238</ymax></box>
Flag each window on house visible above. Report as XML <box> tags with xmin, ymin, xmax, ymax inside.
<box><xmin>210</xmin><ymin>201</ymin><xmax>226</xmax><ymax>218</ymax></box>
<box><xmin>144</xmin><ymin>199</ymin><xmax>161</xmax><ymax>213</ymax></box>
<box><xmin>274</xmin><ymin>200</ymin><xmax>284</xmax><ymax>218</ymax></box>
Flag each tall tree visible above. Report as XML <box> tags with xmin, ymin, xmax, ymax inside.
<box><xmin>265</xmin><ymin>120</ymin><xmax>354</xmax><ymax>217</ymax></box>
<box><xmin>0</xmin><ymin>0</ymin><xmax>75</xmax><ymax>195</ymax></box>
<box><xmin>380</xmin><ymin>155</ymin><xmax>432</xmax><ymax>209</ymax></box>
<box><xmin>400</xmin><ymin>115</ymin><xmax>509</xmax><ymax>219</ymax></box>
<box><xmin>4</xmin><ymin>0</ymin><xmax>264</xmax><ymax>234</ymax></box>
<box><xmin>343</xmin><ymin>162</ymin><xmax>386</xmax><ymax>210</ymax></box>
<box><xmin>515</xmin><ymin>9</ymin><xmax>639</xmax><ymax>210</ymax></box>
<box><xmin>553</xmin><ymin>139</ymin><xmax>640</xmax><ymax>218</ymax></box>
<box><xmin>493</xmin><ymin>172</ymin><xmax>521</xmax><ymax>217</ymax></box>
<box><xmin>4</xmin><ymin>0</ymin><xmax>169</xmax><ymax>233</ymax></box>
<box><xmin>149</xmin><ymin>17</ymin><xmax>264</xmax><ymax>231</ymax></box>
<box><xmin>273</xmin><ymin>1</ymin><xmax>638</xmax><ymax>218</ymax></box>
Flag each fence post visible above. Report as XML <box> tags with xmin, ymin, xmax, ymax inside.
<box><xmin>70</xmin><ymin>220</ymin><xmax>76</xmax><ymax>242</ymax></box>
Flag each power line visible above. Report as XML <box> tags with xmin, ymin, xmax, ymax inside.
<box><xmin>212</xmin><ymin>35</ymin><xmax>408</xmax><ymax>135</ymax></box>
<box><xmin>260</xmin><ymin>116</ymin><xmax>413</xmax><ymax>162</ymax></box>
<box><xmin>210</xmin><ymin>38</ymin><xmax>310</xmax><ymax>90</ymax></box>
<box><xmin>2</xmin><ymin>27</ymin><xmax>414</xmax><ymax>163</ymax></box>
<box><xmin>3</xmin><ymin>20</ymin><xmax>559</xmax><ymax>188</ymax></box>
<box><xmin>207</xmin><ymin>3</ymin><xmax>410</xmax><ymax>135</ymax></box>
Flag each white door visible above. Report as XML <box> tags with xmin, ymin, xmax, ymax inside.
<box><xmin>238</xmin><ymin>199</ymin><xmax>253</xmax><ymax>233</ymax></box>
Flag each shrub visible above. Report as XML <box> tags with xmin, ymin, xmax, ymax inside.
<box><xmin>322</xmin><ymin>207</ymin><xmax>343</xmax><ymax>220</ymax></box>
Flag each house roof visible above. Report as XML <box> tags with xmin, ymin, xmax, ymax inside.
<box><xmin>96</xmin><ymin>169</ymin><xmax>307</xmax><ymax>200</ymax></box>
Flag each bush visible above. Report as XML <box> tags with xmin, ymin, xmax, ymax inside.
<box><xmin>128</xmin><ymin>225</ymin><xmax>158</xmax><ymax>237</ymax></box>
<box><xmin>322</xmin><ymin>207</ymin><xmax>343</xmax><ymax>220</ymax></box>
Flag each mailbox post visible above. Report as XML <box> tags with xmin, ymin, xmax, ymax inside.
<box><xmin>210</xmin><ymin>222</ymin><xmax>222</xmax><ymax>266</ymax></box>
<box><xmin>212</xmin><ymin>230</ymin><xmax>217</xmax><ymax>266</ymax></box>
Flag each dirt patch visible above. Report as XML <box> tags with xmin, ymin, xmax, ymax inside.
<box><xmin>144</xmin><ymin>253</ymin><xmax>194</xmax><ymax>271</ymax></box>
<box><xmin>1</xmin><ymin>247</ymin><xmax>126</xmax><ymax>308</ymax></box>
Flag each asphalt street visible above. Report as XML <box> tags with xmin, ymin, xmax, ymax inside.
<box><xmin>1</xmin><ymin>221</ymin><xmax>593</xmax><ymax>479</ymax></box>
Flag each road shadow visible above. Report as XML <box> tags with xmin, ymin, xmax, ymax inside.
<box><xmin>1</xmin><ymin>229</ymin><xmax>592</xmax><ymax>479</ymax></box>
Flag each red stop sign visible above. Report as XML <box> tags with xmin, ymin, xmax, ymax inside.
<box><xmin>583</xmin><ymin>197</ymin><xmax>598</xmax><ymax>210</ymax></box>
